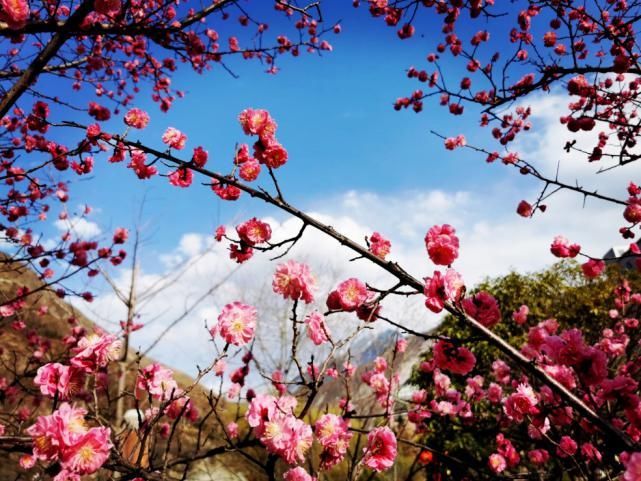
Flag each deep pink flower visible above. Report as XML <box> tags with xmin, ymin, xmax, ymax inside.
<box><xmin>512</xmin><ymin>305</ymin><xmax>529</xmax><ymax>324</ymax></box>
<box><xmin>362</xmin><ymin>426</ymin><xmax>397</xmax><ymax>472</ymax></box>
<box><xmin>556</xmin><ymin>436</ymin><xmax>578</xmax><ymax>458</ymax></box>
<box><xmin>332</xmin><ymin>278</ymin><xmax>369</xmax><ymax>311</ymax></box>
<box><xmin>433</xmin><ymin>340</ymin><xmax>476</xmax><ymax>375</ymax></box>
<box><xmin>272</xmin><ymin>260</ymin><xmax>316</xmax><ymax>304</ymax></box>
<box><xmin>123</xmin><ymin>108</ymin><xmax>149</xmax><ymax>129</ymax></box>
<box><xmin>503</xmin><ymin>384</ymin><xmax>538</xmax><ymax>422</ymax></box>
<box><xmin>238</xmin><ymin>108</ymin><xmax>277</xmax><ymax>139</ymax></box>
<box><xmin>254</xmin><ymin>137</ymin><xmax>288</xmax><ymax>169</ymax></box>
<box><xmin>239</xmin><ymin>158</ymin><xmax>261</xmax><ymax>181</ymax></box>
<box><xmin>305</xmin><ymin>311</ymin><xmax>330</xmax><ymax>345</ymax></box>
<box><xmin>192</xmin><ymin>146</ymin><xmax>208</xmax><ymax>168</ymax></box>
<box><xmin>624</xmin><ymin>452</ymin><xmax>641</xmax><ymax>481</ymax></box>
<box><xmin>369</xmin><ymin>232</ymin><xmax>391</xmax><ymax>259</ymax></box>
<box><xmin>59</xmin><ymin>427</ymin><xmax>112</xmax><ymax>474</ymax></box>
<box><xmin>516</xmin><ymin>200</ymin><xmax>532</xmax><ymax>217</ymax></box>
<box><xmin>550</xmin><ymin>235</ymin><xmax>581</xmax><ymax>258</ymax></box>
<box><xmin>462</xmin><ymin>291</ymin><xmax>501</xmax><ymax>328</ymax></box>
<box><xmin>236</xmin><ymin>218</ymin><xmax>272</xmax><ymax>246</ymax></box>
<box><xmin>161</xmin><ymin>127</ymin><xmax>187</xmax><ymax>150</ymax></box>
<box><xmin>215</xmin><ymin>302</ymin><xmax>257</xmax><ymax>346</ymax></box>
<box><xmin>528</xmin><ymin>449</ymin><xmax>550</xmax><ymax>465</ymax></box>
<box><xmin>315</xmin><ymin>414</ymin><xmax>352</xmax><ymax>469</ymax></box>
<box><xmin>423</xmin><ymin>269</ymin><xmax>464</xmax><ymax>313</ymax></box>
<box><xmin>168</xmin><ymin>167</ymin><xmax>193</xmax><ymax>188</ymax></box>
<box><xmin>581</xmin><ymin>259</ymin><xmax>605</xmax><ymax>278</ymax></box>
<box><xmin>1</xmin><ymin>0</ymin><xmax>29</xmax><ymax>29</ymax></box>
<box><xmin>425</xmin><ymin>224</ymin><xmax>459</xmax><ymax>265</ymax></box>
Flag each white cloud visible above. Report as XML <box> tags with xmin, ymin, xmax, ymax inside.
<box><xmin>54</xmin><ymin>216</ymin><xmax>102</xmax><ymax>239</ymax></box>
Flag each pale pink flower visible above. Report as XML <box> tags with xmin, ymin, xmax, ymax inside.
<box><xmin>123</xmin><ymin>108</ymin><xmax>149</xmax><ymax>129</ymax></box>
<box><xmin>136</xmin><ymin>363</ymin><xmax>178</xmax><ymax>400</ymax></box>
<box><xmin>161</xmin><ymin>127</ymin><xmax>187</xmax><ymax>150</ymax></box>
<box><xmin>305</xmin><ymin>311</ymin><xmax>329</xmax><ymax>345</ymax></box>
<box><xmin>71</xmin><ymin>333</ymin><xmax>121</xmax><ymax>372</ymax></box>
<box><xmin>34</xmin><ymin>363</ymin><xmax>85</xmax><ymax>400</ymax></box>
<box><xmin>272</xmin><ymin>260</ymin><xmax>316</xmax><ymax>304</ymax></box>
<box><xmin>227</xmin><ymin>422</ymin><xmax>239</xmax><ymax>439</ymax></box>
<box><xmin>362</xmin><ymin>426</ymin><xmax>397</xmax><ymax>472</ymax></box>
<box><xmin>488</xmin><ymin>453</ymin><xmax>506</xmax><ymax>473</ymax></box>
<box><xmin>425</xmin><ymin>224</ymin><xmax>459</xmax><ymax>265</ymax></box>
<box><xmin>283</xmin><ymin>467</ymin><xmax>316</xmax><ymax>481</ymax></box>
<box><xmin>59</xmin><ymin>426</ymin><xmax>112</xmax><ymax>474</ymax></box>
<box><xmin>216</xmin><ymin>302</ymin><xmax>257</xmax><ymax>346</ymax></box>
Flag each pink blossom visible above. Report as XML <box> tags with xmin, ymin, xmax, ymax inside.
<box><xmin>528</xmin><ymin>449</ymin><xmax>550</xmax><ymax>465</ymax></box>
<box><xmin>161</xmin><ymin>127</ymin><xmax>187</xmax><ymax>150</ymax></box>
<box><xmin>444</xmin><ymin>134</ymin><xmax>466</xmax><ymax>150</ymax></box>
<box><xmin>272</xmin><ymin>260</ymin><xmax>316</xmax><ymax>304</ymax></box>
<box><xmin>556</xmin><ymin>436</ymin><xmax>578</xmax><ymax>458</ymax></box>
<box><xmin>168</xmin><ymin>167</ymin><xmax>193</xmax><ymax>188</ymax></box>
<box><xmin>239</xmin><ymin>159</ymin><xmax>261</xmax><ymax>181</ymax></box>
<box><xmin>59</xmin><ymin>427</ymin><xmax>112</xmax><ymax>474</ymax></box>
<box><xmin>581</xmin><ymin>259</ymin><xmax>605</xmax><ymax>278</ymax></box>
<box><xmin>34</xmin><ymin>363</ymin><xmax>85</xmax><ymax>400</ymax></box>
<box><xmin>192</xmin><ymin>146</ymin><xmax>208</xmax><ymax>167</ymax></box>
<box><xmin>488</xmin><ymin>453</ymin><xmax>506</xmax><ymax>473</ymax></box>
<box><xmin>238</xmin><ymin>109</ymin><xmax>277</xmax><ymax>140</ymax></box>
<box><xmin>462</xmin><ymin>291</ymin><xmax>501</xmax><ymax>328</ymax></box>
<box><xmin>1</xmin><ymin>0</ymin><xmax>29</xmax><ymax>29</ymax></box>
<box><xmin>512</xmin><ymin>304</ymin><xmax>529</xmax><ymax>324</ymax></box>
<box><xmin>624</xmin><ymin>452</ymin><xmax>641</xmax><ymax>481</ymax></box>
<box><xmin>136</xmin><ymin>363</ymin><xmax>178</xmax><ymax>400</ymax></box>
<box><xmin>123</xmin><ymin>108</ymin><xmax>150</xmax><ymax>129</ymax></box>
<box><xmin>516</xmin><ymin>200</ymin><xmax>533</xmax><ymax>217</ymax></box>
<box><xmin>227</xmin><ymin>422</ymin><xmax>239</xmax><ymax>439</ymax></box>
<box><xmin>369</xmin><ymin>232</ymin><xmax>391</xmax><ymax>259</ymax></box>
<box><xmin>362</xmin><ymin>426</ymin><xmax>397</xmax><ymax>472</ymax></box>
<box><xmin>216</xmin><ymin>302</ymin><xmax>257</xmax><ymax>346</ymax></box>
<box><xmin>425</xmin><ymin>224</ymin><xmax>459</xmax><ymax>265</ymax></box>
<box><xmin>433</xmin><ymin>340</ymin><xmax>476</xmax><ymax>375</ymax></box>
<box><xmin>503</xmin><ymin>384</ymin><xmax>538</xmax><ymax>422</ymax></box>
<box><xmin>329</xmin><ymin>277</ymin><xmax>369</xmax><ymax>311</ymax></box>
<box><xmin>254</xmin><ymin>137</ymin><xmax>289</xmax><ymax>169</ymax></box>
<box><xmin>423</xmin><ymin>269</ymin><xmax>464</xmax><ymax>313</ymax></box>
<box><xmin>550</xmin><ymin>235</ymin><xmax>581</xmax><ymax>258</ymax></box>
<box><xmin>236</xmin><ymin>218</ymin><xmax>272</xmax><ymax>246</ymax></box>
<box><xmin>283</xmin><ymin>467</ymin><xmax>316</xmax><ymax>481</ymax></box>
<box><xmin>315</xmin><ymin>414</ymin><xmax>352</xmax><ymax>469</ymax></box>
<box><xmin>71</xmin><ymin>333</ymin><xmax>121</xmax><ymax>372</ymax></box>
<box><xmin>305</xmin><ymin>311</ymin><xmax>330</xmax><ymax>345</ymax></box>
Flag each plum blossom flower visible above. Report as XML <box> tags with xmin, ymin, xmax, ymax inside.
<box><xmin>488</xmin><ymin>453</ymin><xmax>506</xmax><ymax>473</ymax></box>
<box><xmin>161</xmin><ymin>127</ymin><xmax>187</xmax><ymax>150</ymax></box>
<box><xmin>624</xmin><ymin>452</ymin><xmax>641</xmax><ymax>481</ymax></box>
<box><xmin>362</xmin><ymin>426</ymin><xmax>397</xmax><ymax>472</ymax></box>
<box><xmin>70</xmin><ymin>332</ymin><xmax>121</xmax><ymax>372</ymax></box>
<box><xmin>283</xmin><ymin>467</ymin><xmax>316</xmax><ymax>481</ymax></box>
<box><xmin>1</xmin><ymin>0</ymin><xmax>29</xmax><ymax>29</ymax></box>
<box><xmin>236</xmin><ymin>218</ymin><xmax>272</xmax><ymax>246</ymax></box>
<box><xmin>330</xmin><ymin>278</ymin><xmax>369</xmax><ymax>311</ymax></box>
<box><xmin>432</xmin><ymin>340</ymin><xmax>476</xmax><ymax>375</ymax></box>
<box><xmin>315</xmin><ymin>414</ymin><xmax>352</xmax><ymax>469</ymax></box>
<box><xmin>238</xmin><ymin>109</ymin><xmax>277</xmax><ymax>140</ymax></box>
<box><xmin>425</xmin><ymin>224</ymin><xmax>459</xmax><ymax>265</ymax></box>
<box><xmin>550</xmin><ymin>235</ymin><xmax>581</xmax><ymax>258</ymax></box>
<box><xmin>136</xmin><ymin>363</ymin><xmax>178</xmax><ymax>400</ymax></box>
<box><xmin>305</xmin><ymin>311</ymin><xmax>330</xmax><ymax>345</ymax></box>
<box><xmin>423</xmin><ymin>269</ymin><xmax>464</xmax><ymax>313</ymax></box>
<box><xmin>368</xmin><ymin>232</ymin><xmax>391</xmax><ymax>259</ymax></box>
<box><xmin>34</xmin><ymin>363</ymin><xmax>85</xmax><ymax>400</ymax></box>
<box><xmin>123</xmin><ymin>108</ymin><xmax>150</xmax><ymax>129</ymax></box>
<box><xmin>215</xmin><ymin>302</ymin><xmax>257</xmax><ymax>346</ymax></box>
<box><xmin>272</xmin><ymin>260</ymin><xmax>316</xmax><ymax>304</ymax></box>
<box><xmin>462</xmin><ymin>291</ymin><xmax>501</xmax><ymax>328</ymax></box>
<box><xmin>581</xmin><ymin>259</ymin><xmax>605</xmax><ymax>278</ymax></box>
<box><xmin>512</xmin><ymin>305</ymin><xmax>529</xmax><ymax>324</ymax></box>
<box><xmin>503</xmin><ymin>383</ymin><xmax>538</xmax><ymax>422</ymax></box>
